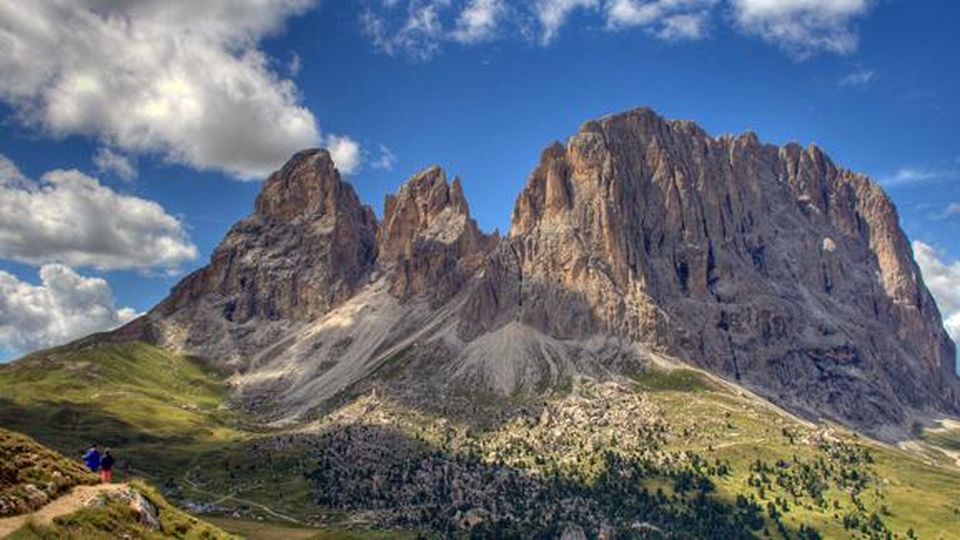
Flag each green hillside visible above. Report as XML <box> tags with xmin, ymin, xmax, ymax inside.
<box><xmin>0</xmin><ymin>341</ymin><xmax>244</xmax><ymax>483</ymax></box>
<box><xmin>0</xmin><ymin>428</ymin><xmax>97</xmax><ymax>517</ymax></box>
<box><xmin>0</xmin><ymin>427</ymin><xmax>234</xmax><ymax>539</ymax></box>
<box><xmin>1</xmin><ymin>342</ymin><xmax>959</xmax><ymax>538</ymax></box>
<box><xmin>6</xmin><ymin>479</ymin><xmax>236</xmax><ymax>540</ymax></box>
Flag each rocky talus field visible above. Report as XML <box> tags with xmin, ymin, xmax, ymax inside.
<box><xmin>1</xmin><ymin>107</ymin><xmax>958</xmax><ymax>539</ymax></box>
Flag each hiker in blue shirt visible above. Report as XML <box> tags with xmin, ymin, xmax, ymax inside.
<box><xmin>83</xmin><ymin>444</ymin><xmax>101</xmax><ymax>472</ymax></box>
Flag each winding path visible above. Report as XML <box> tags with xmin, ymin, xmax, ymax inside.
<box><xmin>0</xmin><ymin>483</ymin><xmax>126</xmax><ymax>538</ymax></box>
<box><xmin>181</xmin><ymin>472</ymin><xmax>303</xmax><ymax>525</ymax></box>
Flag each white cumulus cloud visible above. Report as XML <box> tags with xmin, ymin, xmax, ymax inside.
<box><xmin>0</xmin><ymin>1</ymin><xmax>360</xmax><ymax>179</ymax></box>
<box><xmin>605</xmin><ymin>0</ymin><xmax>716</xmax><ymax>40</ymax></box>
<box><xmin>0</xmin><ymin>154</ymin><xmax>198</xmax><ymax>272</ymax></box>
<box><xmin>453</xmin><ymin>0</ymin><xmax>507</xmax><ymax>43</ymax></box>
<box><xmin>534</xmin><ymin>0</ymin><xmax>599</xmax><ymax>44</ymax></box>
<box><xmin>730</xmin><ymin>0</ymin><xmax>873</xmax><ymax>57</ymax></box>
<box><xmin>362</xmin><ymin>1</ymin><xmax>873</xmax><ymax>57</ymax></box>
<box><xmin>93</xmin><ymin>147</ymin><xmax>137</xmax><ymax>181</ymax></box>
<box><xmin>913</xmin><ymin>241</ymin><xmax>960</xmax><ymax>349</ymax></box>
<box><xmin>323</xmin><ymin>135</ymin><xmax>362</xmax><ymax>175</ymax></box>
<box><xmin>0</xmin><ymin>264</ymin><xmax>139</xmax><ymax>354</ymax></box>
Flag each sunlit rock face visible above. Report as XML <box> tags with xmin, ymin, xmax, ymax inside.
<box><xmin>506</xmin><ymin>108</ymin><xmax>957</xmax><ymax>436</ymax></box>
<box><xmin>378</xmin><ymin>165</ymin><xmax>495</xmax><ymax>302</ymax></box>
<box><xmin>133</xmin><ymin>108</ymin><xmax>956</xmax><ymax>439</ymax></box>
<box><xmin>149</xmin><ymin>149</ymin><xmax>379</xmax><ymax>365</ymax></box>
<box><xmin>162</xmin><ymin>149</ymin><xmax>378</xmax><ymax>322</ymax></box>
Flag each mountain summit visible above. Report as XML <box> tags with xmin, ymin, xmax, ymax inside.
<box><xmin>135</xmin><ymin>107</ymin><xmax>956</xmax><ymax>440</ymax></box>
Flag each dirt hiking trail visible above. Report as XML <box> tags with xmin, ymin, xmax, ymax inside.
<box><xmin>0</xmin><ymin>483</ymin><xmax>125</xmax><ymax>538</ymax></box>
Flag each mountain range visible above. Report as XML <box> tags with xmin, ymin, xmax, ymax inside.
<box><xmin>123</xmin><ymin>107</ymin><xmax>957</xmax><ymax>441</ymax></box>
<box><xmin>3</xmin><ymin>107</ymin><xmax>960</xmax><ymax>538</ymax></box>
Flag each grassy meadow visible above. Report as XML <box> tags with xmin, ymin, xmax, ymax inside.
<box><xmin>1</xmin><ymin>342</ymin><xmax>958</xmax><ymax>538</ymax></box>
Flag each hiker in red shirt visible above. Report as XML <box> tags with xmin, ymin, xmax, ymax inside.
<box><xmin>99</xmin><ymin>449</ymin><xmax>115</xmax><ymax>483</ymax></box>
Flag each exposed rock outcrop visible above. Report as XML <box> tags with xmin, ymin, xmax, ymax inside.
<box><xmin>167</xmin><ymin>148</ymin><xmax>378</xmax><ymax>322</ymax></box>
<box><xmin>133</xmin><ymin>107</ymin><xmax>957</xmax><ymax>438</ymax></box>
<box><xmin>149</xmin><ymin>149</ymin><xmax>378</xmax><ymax>365</ymax></box>
<box><xmin>506</xmin><ymin>108</ymin><xmax>958</xmax><ymax>434</ymax></box>
<box><xmin>87</xmin><ymin>487</ymin><xmax>160</xmax><ymax>531</ymax></box>
<box><xmin>378</xmin><ymin>166</ymin><xmax>494</xmax><ymax>302</ymax></box>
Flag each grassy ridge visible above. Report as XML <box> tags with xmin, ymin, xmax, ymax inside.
<box><xmin>0</xmin><ymin>341</ymin><xmax>244</xmax><ymax>483</ymax></box>
<box><xmin>631</xmin><ymin>366</ymin><xmax>716</xmax><ymax>392</ymax></box>
<box><xmin>922</xmin><ymin>424</ymin><xmax>960</xmax><ymax>452</ymax></box>
<box><xmin>0</xmin><ymin>425</ymin><xmax>235</xmax><ymax>539</ymax></box>
<box><xmin>7</xmin><ymin>480</ymin><xmax>236</xmax><ymax>540</ymax></box>
<box><xmin>646</xmin><ymin>371</ymin><xmax>960</xmax><ymax>539</ymax></box>
<box><xmin>0</xmin><ymin>428</ymin><xmax>98</xmax><ymax>517</ymax></box>
<box><xmin>1</xmin><ymin>344</ymin><xmax>959</xmax><ymax>538</ymax></box>
<box><xmin>205</xmin><ymin>517</ymin><xmax>418</xmax><ymax>540</ymax></box>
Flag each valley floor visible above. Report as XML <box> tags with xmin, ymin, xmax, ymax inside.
<box><xmin>1</xmin><ymin>342</ymin><xmax>959</xmax><ymax>538</ymax></box>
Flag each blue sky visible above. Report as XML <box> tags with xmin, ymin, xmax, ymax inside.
<box><xmin>0</xmin><ymin>0</ymin><xmax>958</xmax><ymax>360</ymax></box>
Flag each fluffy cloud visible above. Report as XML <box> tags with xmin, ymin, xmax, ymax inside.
<box><xmin>605</xmin><ymin>0</ymin><xmax>717</xmax><ymax>40</ymax></box>
<box><xmin>947</xmin><ymin>314</ymin><xmax>960</xmax><ymax>351</ymax></box>
<box><xmin>362</xmin><ymin>1</ymin><xmax>450</xmax><ymax>61</ymax></box>
<box><xmin>0</xmin><ymin>1</ymin><xmax>360</xmax><ymax>179</ymax></box>
<box><xmin>730</xmin><ymin>0</ymin><xmax>872</xmax><ymax>56</ymax></box>
<box><xmin>913</xmin><ymin>241</ymin><xmax>960</xmax><ymax>347</ymax></box>
<box><xmin>453</xmin><ymin>0</ymin><xmax>508</xmax><ymax>43</ymax></box>
<box><xmin>0</xmin><ymin>154</ymin><xmax>27</xmax><ymax>188</ymax></box>
<box><xmin>536</xmin><ymin>0</ymin><xmax>720</xmax><ymax>42</ymax></box>
<box><xmin>363</xmin><ymin>0</ymin><xmax>872</xmax><ymax>56</ymax></box>
<box><xmin>363</xmin><ymin>0</ymin><xmax>510</xmax><ymax>59</ymax></box>
<box><xmin>0</xmin><ymin>264</ymin><xmax>138</xmax><ymax>354</ymax></box>
<box><xmin>534</xmin><ymin>0</ymin><xmax>599</xmax><ymax>44</ymax></box>
<box><xmin>323</xmin><ymin>135</ymin><xmax>363</xmax><ymax>175</ymax></box>
<box><xmin>0</xmin><ymin>154</ymin><xmax>197</xmax><ymax>272</ymax></box>
<box><xmin>93</xmin><ymin>148</ymin><xmax>137</xmax><ymax>181</ymax></box>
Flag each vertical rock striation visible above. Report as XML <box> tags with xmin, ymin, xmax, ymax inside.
<box><xmin>151</xmin><ymin>149</ymin><xmax>378</xmax><ymax>364</ymax></box>
<box><xmin>134</xmin><ymin>108</ymin><xmax>957</xmax><ymax>437</ymax></box>
<box><xmin>507</xmin><ymin>108</ymin><xmax>958</xmax><ymax>431</ymax></box>
<box><xmin>378</xmin><ymin>166</ymin><xmax>494</xmax><ymax>302</ymax></box>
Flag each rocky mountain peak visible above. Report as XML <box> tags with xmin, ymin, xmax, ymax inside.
<box><xmin>379</xmin><ymin>165</ymin><xmax>493</xmax><ymax>300</ymax></box>
<box><xmin>253</xmin><ymin>148</ymin><xmax>362</xmax><ymax>222</ymax></box>
<box><xmin>142</xmin><ymin>107</ymin><xmax>957</xmax><ymax>439</ymax></box>
<box><xmin>150</xmin><ymin>151</ymin><xmax>378</xmax><ymax>364</ymax></box>
<box><xmin>380</xmin><ymin>167</ymin><xmax>473</xmax><ymax>258</ymax></box>
<box><xmin>504</xmin><ymin>107</ymin><xmax>958</xmax><ymax>436</ymax></box>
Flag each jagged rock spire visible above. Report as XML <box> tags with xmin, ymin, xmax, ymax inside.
<box><xmin>144</xmin><ymin>108</ymin><xmax>957</xmax><ymax>438</ymax></box>
<box><xmin>253</xmin><ymin>149</ymin><xmax>363</xmax><ymax>222</ymax></box>
<box><xmin>507</xmin><ymin>107</ymin><xmax>958</xmax><ymax>432</ymax></box>
<box><xmin>156</xmin><ymin>149</ymin><xmax>378</xmax><ymax>326</ymax></box>
<box><xmin>378</xmin><ymin>165</ymin><xmax>493</xmax><ymax>300</ymax></box>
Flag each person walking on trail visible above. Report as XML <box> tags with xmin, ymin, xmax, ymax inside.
<box><xmin>99</xmin><ymin>449</ymin><xmax>115</xmax><ymax>483</ymax></box>
<box><xmin>82</xmin><ymin>444</ymin><xmax>100</xmax><ymax>473</ymax></box>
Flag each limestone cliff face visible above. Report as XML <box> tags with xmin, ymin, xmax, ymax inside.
<box><xmin>149</xmin><ymin>150</ymin><xmax>378</xmax><ymax>365</ymax></box>
<box><xmin>506</xmin><ymin>108</ymin><xmax>958</xmax><ymax>430</ymax></box>
<box><xmin>160</xmin><ymin>149</ymin><xmax>378</xmax><ymax>322</ymax></box>
<box><xmin>139</xmin><ymin>108</ymin><xmax>958</xmax><ymax>437</ymax></box>
<box><xmin>378</xmin><ymin>166</ymin><xmax>494</xmax><ymax>302</ymax></box>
